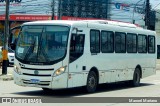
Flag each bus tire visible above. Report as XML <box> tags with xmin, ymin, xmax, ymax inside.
<box><xmin>86</xmin><ymin>71</ymin><xmax>98</xmax><ymax>93</ymax></box>
<box><xmin>131</xmin><ymin>68</ymin><xmax>141</xmax><ymax>87</ymax></box>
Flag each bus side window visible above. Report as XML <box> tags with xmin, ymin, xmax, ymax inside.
<box><xmin>138</xmin><ymin>35</ymin><xmax>147</xmax><ymax>53</ymax></box>
<box><xmin>90</xmin><ymin>30</ymin><xmax>100</xmax><ymax>53</ymax></box>
<box><xmin>148</xmin><ymin>35</ymin><xmax>155</xmax><ymax>53</ymax></box>
<box><xmin>101</xmin><ymin>31</ymin><xmax>114</xmax><ymax>53</ymax></box>
<box><xmin>115</xmin><ymin>32</ymin><xmax>126</xmax><ymax>53</ymax></box>
<box><xmin>70</xmin><ymin>34</ymin><xmax>85</xmax><ymax>63</ymax></box>
<box><xmin>127</xmin><ymin>33</ymin><xmax>137</xmax><ymax>53</ymax></box>
<box><xmin>157</xmin><ymin>45</ymin><xmax>160</xmax><ymax>59</ymax></box>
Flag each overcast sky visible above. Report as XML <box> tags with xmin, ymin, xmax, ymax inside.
<box><xmin>150</xmin><ymin>0</ymin><xmax>160</xmax><ymax>10</ymax></box>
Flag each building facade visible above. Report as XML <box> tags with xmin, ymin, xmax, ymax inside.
<box><xmin>0</xmin><ymin>0</ymin><xmax>147</xmax><ymax>46</ymax></box>
<box><xmin>54</xmin><ymin>0</ymin><xmax>110</xmax><ymax>19</ymax></box>
<box><xmin>0</xmin><ymin>0</ymin><xmax>52</xmax><ymax>45</ymax></box>
<box><xmin>53</xmin><ymin>0</ymin><xmax>111</xmax><ymax>20</ymax></box>
<box><xmin>0</xmin><ymin>0</ymin><xmax>112</xmax><ymax>45</ymax></box>
<box><xmin>110</xmin><ymin>0</ymin><xmax>146</xmax><ymax>27</ymax></box>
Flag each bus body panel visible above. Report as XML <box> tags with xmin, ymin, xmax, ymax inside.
<box><xmin>68</xmin><ymin>26</ymin><xmax>88</xmax><ymax>88</ymax></box>
<box><xmin>13</xmin><ymin>20</ymin><xmax>157</xmax><ymax>90</ymax></box>
<box><xmin>14</xmin><ymin>58</ymin><xmax>69</xmax><ymax>89</ymax></box>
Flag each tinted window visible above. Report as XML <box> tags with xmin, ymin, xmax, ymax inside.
<box><xmin>157</xmin><ymin>45</ymin><xmax>160</xmax><ymax>59</ymax></box>
<box><xmin>70</xmin><ymin>34</ymin><xmax>85</xmax><ymax>63</ymax></box>
<box><xmin>101</xmin><ymin>31</ymin><xmax>114</xmax><ymax>53</ymax></box>
<box><xmin>148</xmin><ymin>35</ymin><xmax>155</xmax><ymax>53</ymax></box>
<box><xmin>115</xmin><ymin>32</ymin><xmax>126</xmax><ymax>53</ymax></box>
<box><xmin>138</xmin><ymin>34</ymin><xmax>147</xmax><ymax>53</ymax></box>
<box><xmin>127</xmin><ymin>33</ymin><xmax>137</xmax><ymax>53</ymax></box>
<box><xmin>90</xmin><ymin>30</ymin><xmax>100</xmax><ymax>53</ymax></box>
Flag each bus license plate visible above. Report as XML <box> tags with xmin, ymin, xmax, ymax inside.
<box><xmin>30</xmin><ymin>79</ymin><xmax>40</xmax><ymax>84</ymax></box>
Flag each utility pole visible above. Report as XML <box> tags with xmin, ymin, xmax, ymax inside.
<box><xmin>145</xmin><ymin>0</ymin><xmax>150</xmax><ymax>29</ymax></box>
<box><xmin>2</xmin><ymin>0</ymin><xmax>10</xmax><ymax>74</ymax></box>
<box><xmin>132</xmin><ymin>0</ymin><xmax>143</xmax><ymax>24</ymax></box>
<box><xmin>58</xmin><ymin>0</ymin><xmax>62</xmax><ymax>20</ymax></box>
<box><xmin>51</xmin><ymin>0</ymin><xmax>55</xmax><ymax>20</ymax></box>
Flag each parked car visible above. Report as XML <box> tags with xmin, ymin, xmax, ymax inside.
<box><xmin>0</xmin><ymin>46</ymin><xmax>15</xmax><ymax>66</ymax></box>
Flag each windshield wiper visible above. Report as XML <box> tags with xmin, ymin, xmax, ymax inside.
<box><xmin>23</xmin><ymin>39</ymin><xmax>36</xmax><ymax>61</ymax></box>
<box><xmin>40</xmin><ymin>46</ymin><xmax>51</xmax><ymax>62</ymax></box>
<box><xmin>36</xmin><ymin>27</ymin><xmax>51</xmax><ymax>63</ymax></box>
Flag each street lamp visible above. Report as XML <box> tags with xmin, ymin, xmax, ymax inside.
<box><xmin>132</xmin><ymin>0</ymin><xmax>143</xmax><ymax>24</ymax></box>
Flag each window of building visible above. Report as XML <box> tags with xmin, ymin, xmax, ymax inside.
<box><xmin>138</xmin><ymin>34</ymin><xmax>147</xmax><ymax>53</ymax></box>
<box><xmin>115</xmin><ymin>32</ymin><xmax>126</xmax><ymax>53</ymax></box>
<box><xmin>127</xmin><ymin>33</ymin><xmax>137</xmax><ymax>53</ymax></box>
<box><xmin>148</xmin><ymin>35</ymin><xmax>155</xmax><ymax>53</ymax></box>
<box><xmin>101</xmin><ymin>31</ymin><xmax>114</xmax><ymax>53</ymax></box>
<box><xmin>90</xmin><ymin>30</ymin><xmax>100</xmax><ymax>53</ymax></box>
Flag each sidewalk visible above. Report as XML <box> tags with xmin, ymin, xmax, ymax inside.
<box><xmin>0</xmin><ymin>66</ymin><xmax>14</xmax><ymax>81</ymax></box>
<box><xmin>156</xmin><ymin>59</ymin><xmax>160</xmax><ymax>71</ymax></box>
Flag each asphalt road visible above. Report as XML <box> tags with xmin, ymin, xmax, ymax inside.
<box><xmin>0</xmin><ymin>67</ymin><xmax>160</xmax><ymax>106</ymax></box>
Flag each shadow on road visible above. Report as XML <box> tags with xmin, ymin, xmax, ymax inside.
<box><xmin>12</xmin><ymin>82</ymin><xmax>153</xmax><ymax>97</ymax></box>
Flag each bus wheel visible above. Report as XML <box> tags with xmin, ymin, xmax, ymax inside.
<box><xmin>86</xmin><ymin>71</ymin><xmax>98</xmax><ymax>93</ymax></box>
<box><xmin>131</xmin><ymin>68</ymin><xmax>141</xmax><ymax>87</ymax></box>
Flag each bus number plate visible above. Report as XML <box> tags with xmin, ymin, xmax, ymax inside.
<box><xmin>30</xmin><ymin>79</ymin><xmax>40</xmax><ymax>84</ymax></box>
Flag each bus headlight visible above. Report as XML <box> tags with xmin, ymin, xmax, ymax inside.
<box><xmin>14</xmin><ymin>65</ymin><xmax>21</xmax><ymax>75</ymax></box>
<box><xmin>53</xmin><ymin>66</ymin><xmax>67</xmax><ymax>77</ymax></box>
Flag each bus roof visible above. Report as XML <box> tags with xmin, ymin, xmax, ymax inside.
<box><xmin>22</xmin><ymin>20</ymin><xmax>156</xmax><ymax>35</ymax></box>
<box><xmin>23</xmin><ymin>20</ymin><xmax>85</xmax><ymax>26</ymax></box>
<box><xmin>22</xmin><ymin>20</ymin><xmax>139</xmax><ymax>28</ymax></box>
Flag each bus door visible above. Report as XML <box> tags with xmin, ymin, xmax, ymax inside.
<box><xmin>68</xmin><ymin>33</ymin><xmax>85</xmax><ymax>87</ymax></box>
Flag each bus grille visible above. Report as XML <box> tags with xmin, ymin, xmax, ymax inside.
<box><xmin>23</xmin><ymin>73</ymin><xmax>51</xmax><ymax>77</ymax></box>
<box><xmin>23</xmin><ymin>80</ymin><xmax>50</xmax><ymax>86</ymax></box>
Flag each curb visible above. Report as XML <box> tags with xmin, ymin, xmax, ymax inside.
<box><xmin>0</xmin><ymin>74</ymin><xmax>13</xmax><ymax>81</ymax></box>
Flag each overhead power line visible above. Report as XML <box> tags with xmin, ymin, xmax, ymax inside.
<box><xmin>152</xmin><ymin>3</ymin><xmax>160</xmax><ymax>10</ymax></box>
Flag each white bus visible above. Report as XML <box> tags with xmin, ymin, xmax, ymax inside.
<box><xmin>13</xmin><ymin>20</ymin><xmax>157</xmax><ymax>93</ymax></box>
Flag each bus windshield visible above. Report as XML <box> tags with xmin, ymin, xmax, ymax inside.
<box><xmin>15</xmin><ymin>25</ymin><xmax>70</xmax><ymax>65</ymax></box>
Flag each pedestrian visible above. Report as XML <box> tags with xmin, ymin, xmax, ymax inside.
<box><xmin>0</xmin><ymin>47</ymin><xmax>3</xmax><ymax>68</ymax></box>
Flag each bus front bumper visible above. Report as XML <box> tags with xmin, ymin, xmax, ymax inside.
<box><xmin>13</xmin><ymin>71</ymin><xmax>68</xmax><ymax>89</ymax></box>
